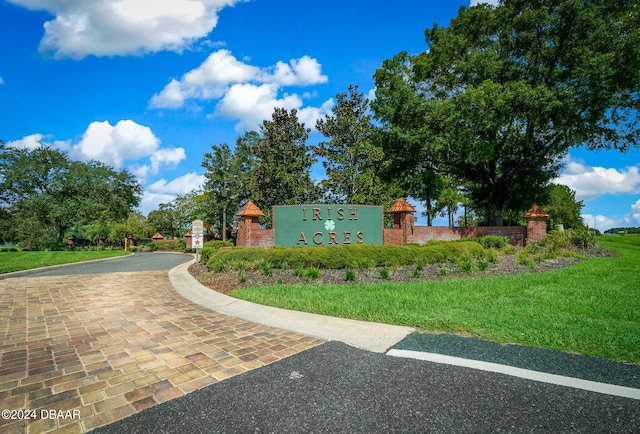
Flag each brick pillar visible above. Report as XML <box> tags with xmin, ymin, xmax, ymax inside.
<box><xmin>234</xmin><ymin>201</ymin><xmax>265</xmax><ymax>247</ymax></box>
<box><xmin>524</xmin><ymin>205</ymin><xmax>549</xmax><ymax>244</ymax></box>
<box><xmin>397</xmin><ymin>212</ymin><xmax>414</xmax><ymax>244</ymax></box>
<box><xmin>388</xmin><ymin>198</ymin><xmax>416</xmax><ymax>246</ymax></box>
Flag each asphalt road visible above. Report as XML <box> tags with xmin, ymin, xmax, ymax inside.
<box><xmin>90</xmin><ymin>341</ymin><xmax>640</xmax><ymax>434</ymax></box>
<box><xmin>23</xmin><ymin>252</ymin><xmax>194</xmax><ymax>276</ymax></box>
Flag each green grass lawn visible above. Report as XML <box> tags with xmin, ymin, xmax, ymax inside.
<box><xmin>232</xmin><ymin>235</ymin><xmax>640</xmax><ymax>362</ymax></box>
<box><xmin>0</xmin><ymin>250</ymin><xmax>129</xmax><ymax>274</ymax></box>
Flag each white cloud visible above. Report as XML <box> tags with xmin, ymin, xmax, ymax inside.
<box><xmin>9</xmin><ymin>120</ymin><xmax>185</xmax><ymax>181</ymax></box>
<box><xmin>147</xmin><ymin>172</ymin><xmax>206</xmax><ymax>195</ymax></box>
<box><xmin>151</xmin><ymin>49</ymin><xmax>331</xmax><ymax>130</ymax></box>
<box><xmin>297</xmin><ymin>99</ymin><xmax>334</xmax><ymax>130</ymax></box>
<box><xmin>581</xmin><ymin>213</ymin><xmax>618</xmax><ymax>232</ymax></box>
<box><xmin>268</xmin><ymin>56</ymin><xmax>328</xmax><ymax>86</ymax></box>
<box><xmin>7</xmin><ymin>133</ymin><xmax>47</xmax><ymax>149</ymax></box>
<box><xmin>470</xmin><ymin>0</ymin><xmax>500</xmax><ymax>6</ymax></box>
<box><xmin>0</xmin><ymin>76</ymin><xmax>4</xmax><ymax>85</ymax></box>
<box><xmin>140</xmin><ymin>172</ymin><xmax>206</xmax><ymax>215</ymax></box>
<box><xmin>215</xmin><ymin>83</ymin><xmax>303</xmax><ymax>130</ymax></box>
<box><xmin>72</xmin><ymin>120</ymin><xmax>164</xmax><ymax>169</ymax></box>
<box><xmin>620</xmin><ymin>199</ymin><xmax>640</xmax><ymax>228</ymax></box>
<box><xmin>149</xmin><ymin>49</ymin><xmax>260</xmax><ymax>108</ymax></box>
<box><xmin>8</xmin><ymin>0</ymin><xmax>245</xmax><ymax>59</ymax></box>
<box><xmin>184</xmin><ymin>49</ymin><xmax>260</xmax><ymax>86</ymax></box>
<box><xmin>555</xmin><ymin>159</ymin><xmax>640</xmax><ymax>201</ymax></box>
<box><xmin>150</xmin><ymin>50</ymin><xmax>328</xmax><ymax>109</ymax></box>
<box><xmin>149</xmin><ymin>80</ymin><xmax>187</xmax><ymax>109</ymax></box>
<box><xmin>366</xmin><ymin>87</ymin><xmax>376</xmax><ymax>103</ymax></box>
<box><xmin>132</xmin><ymin>147</ymin><xmax>187</xmax><ymax>180</ymax></box>
<box><xmin>6</xmin><ymin>133</ymin><xmax>71</xmax><ymax>151</ymax></box>
<box><xmin>631</xmin><ymin>199</ymin><xmax>640</xmax><ymax>220</ymax></box>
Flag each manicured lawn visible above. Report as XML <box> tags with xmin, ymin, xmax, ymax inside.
<box><xmin>0</xmin><ymin>250</ymin><xmax>129</xmax><ymax>274</ymax></box>
<box><xmin>232</xmin><ymin>235</ymin><xmax>640</xmax><ymax>362</ymax></box>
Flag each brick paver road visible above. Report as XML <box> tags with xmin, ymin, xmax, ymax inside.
<box><xmin>0</xmin><ymin>263</ymin><xmax>324</xmax><ymax>433</ymax></box>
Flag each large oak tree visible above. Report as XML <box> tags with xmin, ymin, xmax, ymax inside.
<box><xmin>0</xmin><ymin>143</ymin><xmax>141</xmax><ymax>246</ymax></box>
<box><xmin>373</xmin><ymin>0</ymin><xmax>639</xmax><ymax>225</ymax></box>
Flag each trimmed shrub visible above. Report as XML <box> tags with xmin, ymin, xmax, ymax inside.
<box><xmin>503</xmin><ymin>244</ymin><xmax>518</xmax><ymax>255</ymax></box>
<box><xmin>474</xmin><ymin>236</ymin><xmax>509</xmax><ymax>250</ymax></box>
<box><xmin>204</xmin><ymin>240</ymin><xmax>234</xmax><ymax>249</ymax></box>
<box><xmin>199</xmin><ymin>240</ymin><xmax>234</xmax><ymax>264</ymax></box>
<box><xmin>205</xmin><ymin>241</ymin><xmax>487</xmax><ymax>271</ymax></box>
<box><xmin>208</xmin><ymin>260</ymin><xmax>228</xmax><ymax>273</ymax></box>
<box><xmin>147</xmin><ymin>240</ymin><xmax>182</xmax><ymax>251</ymax></box>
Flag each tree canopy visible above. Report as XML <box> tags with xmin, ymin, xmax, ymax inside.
<box><xmin>250</xmin><ymin>108</ymin><xmax>319</xmax><ymax>223</ymax></box>
<box><xmin>542</xmin><ymin>183</ymin><xmax>584</xmax><ymax>230</ymax></box>
<box><xmin>314</xmin><ymin>85</ymin><xmax>390</xmax><ymax>205</ymax></box>
<box><xmin>0</xmin><ymin>143</ymin><xmax>141</xmax><ymax>246</ymax></box>
<box><xmin>202</xmin><ymin>131</ymin><xmax>258</xmax><ymax>239</ymax></box>
<box><xmin>373</xmin><ymin>0</ymin><xmax>639</xmax><ymax>225</ymax></box>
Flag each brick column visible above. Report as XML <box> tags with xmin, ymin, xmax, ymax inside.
<box><xmin>524</xmin><ymin>205</ymin><xmax>549</xmax><ymax>244</ymax></box>
<box><xmin>234</xmin><ymin>201</ymin><xmax>265</xmax><ymax>247</ymax></box>
<box><xmin>387</xmin><ymin>198</ymin><xmax>416</xmax><ymax>245</ymax></box>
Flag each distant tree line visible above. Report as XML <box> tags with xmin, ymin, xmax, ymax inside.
<box><xmin>604</xmin><ymin>228</ymin><xmax>640</xmax><ymax>235</ymax></box>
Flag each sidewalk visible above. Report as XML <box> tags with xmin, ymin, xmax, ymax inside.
<box><xmin>169</xmin><ymin>260</ymin><xmax>415</xmax><ymax>353</ymax></box>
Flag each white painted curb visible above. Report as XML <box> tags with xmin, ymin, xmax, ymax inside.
<box><xmin>387</xmin><ymin>349</ymin><xmax>640</xmax><ymax>400</ymax></box>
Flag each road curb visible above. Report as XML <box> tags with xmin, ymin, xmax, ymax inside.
<box><xmin>388</xmin><ymin>349</ymin><xmax>640</xmax><ymax>400</ymax></box>
<box><xmin>169</xmin><ymin>259</ymin><xmax>415</xmax><ymax>353</ymax></box>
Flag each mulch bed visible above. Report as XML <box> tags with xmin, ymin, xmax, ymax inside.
<box><xmin>188</xmin><ymin>251</ymin><xmax>606</xmax><ymax>295</ymax></box>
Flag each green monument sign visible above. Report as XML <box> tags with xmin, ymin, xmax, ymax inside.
<box><xmin>273</xmin><ymin>204</ymin><xmax>384</xmax><ymax>247</ymax></box>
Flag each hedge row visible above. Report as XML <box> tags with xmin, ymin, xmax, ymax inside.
<box><xmin>205</xmin><ymin>241</ymin><xmax>490</xmax><ymax>270</ymax></box>
<box><xmin>199</xmin><ymin>240</ymin><xmax>234</xmax><ymax>263</ymax></box>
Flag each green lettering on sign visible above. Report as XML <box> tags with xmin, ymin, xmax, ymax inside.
<box><xmin>273</xmin><ymin>205</ymin><xmax>383</xmax><ymax>247</ymax></box>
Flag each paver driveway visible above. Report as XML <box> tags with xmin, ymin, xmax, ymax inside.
<box><xmin>0</xmin><ymin>264</ymin><xmax>324</xmax><ymax>433</ymax></box>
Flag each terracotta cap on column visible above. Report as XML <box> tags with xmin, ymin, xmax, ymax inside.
<box><xmin>524</xmin><ymin>204</ymin><xmax>549</xmax><ymax>218</ymax></box>
<box><xmin>387</xmin><ymin>198</ymin><xmax>416</xmax><ymax>213</ymax></box>
<box><xmin>235</xmin><ymin>200</ymin><xmax>265</xmax><ymax>217</ymax></box>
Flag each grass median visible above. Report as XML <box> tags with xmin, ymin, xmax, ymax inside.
<box><xmin>231</xmin><ymin>235</ymin><xmax>640</xmax><ymax>363</ymax></box>
<box><xmin>0</xmin><ymin>250</ymin><xmax>129</xmax><ymax>274</ymax></box>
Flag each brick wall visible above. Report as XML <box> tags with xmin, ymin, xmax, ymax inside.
<box><xmin>409</xmin><ymin>225</ymin><xmax>526</xmax><ymax>246</ymax></box>
<box><xmin>248</xmin><ymin>229</ymin><xmax>274</xmax><ymax>248</ymax></box>
<box><xmin>236</xmin><ymin>217</ymin><xmax>275</xmax><ymax>248</ymax></box>
<box><xmin>383</xmin><ymin>228</ymin><xmax>404</xmax><ymax>245</ymax></box>
<box><xmin>236</xmin><ymin>201</ymin><xmax>541</xmax><ymax>248</ymax></box>
<box><xmin>240</xmin><ymin>223</ymin><xmax>527</xmax><ymax>248</ymax></box>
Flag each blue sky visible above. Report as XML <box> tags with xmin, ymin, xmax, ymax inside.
<box><xmin>1</xmin><ymin>0</ymin><xmax>638</xmax><ymax>231</ymax></box>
